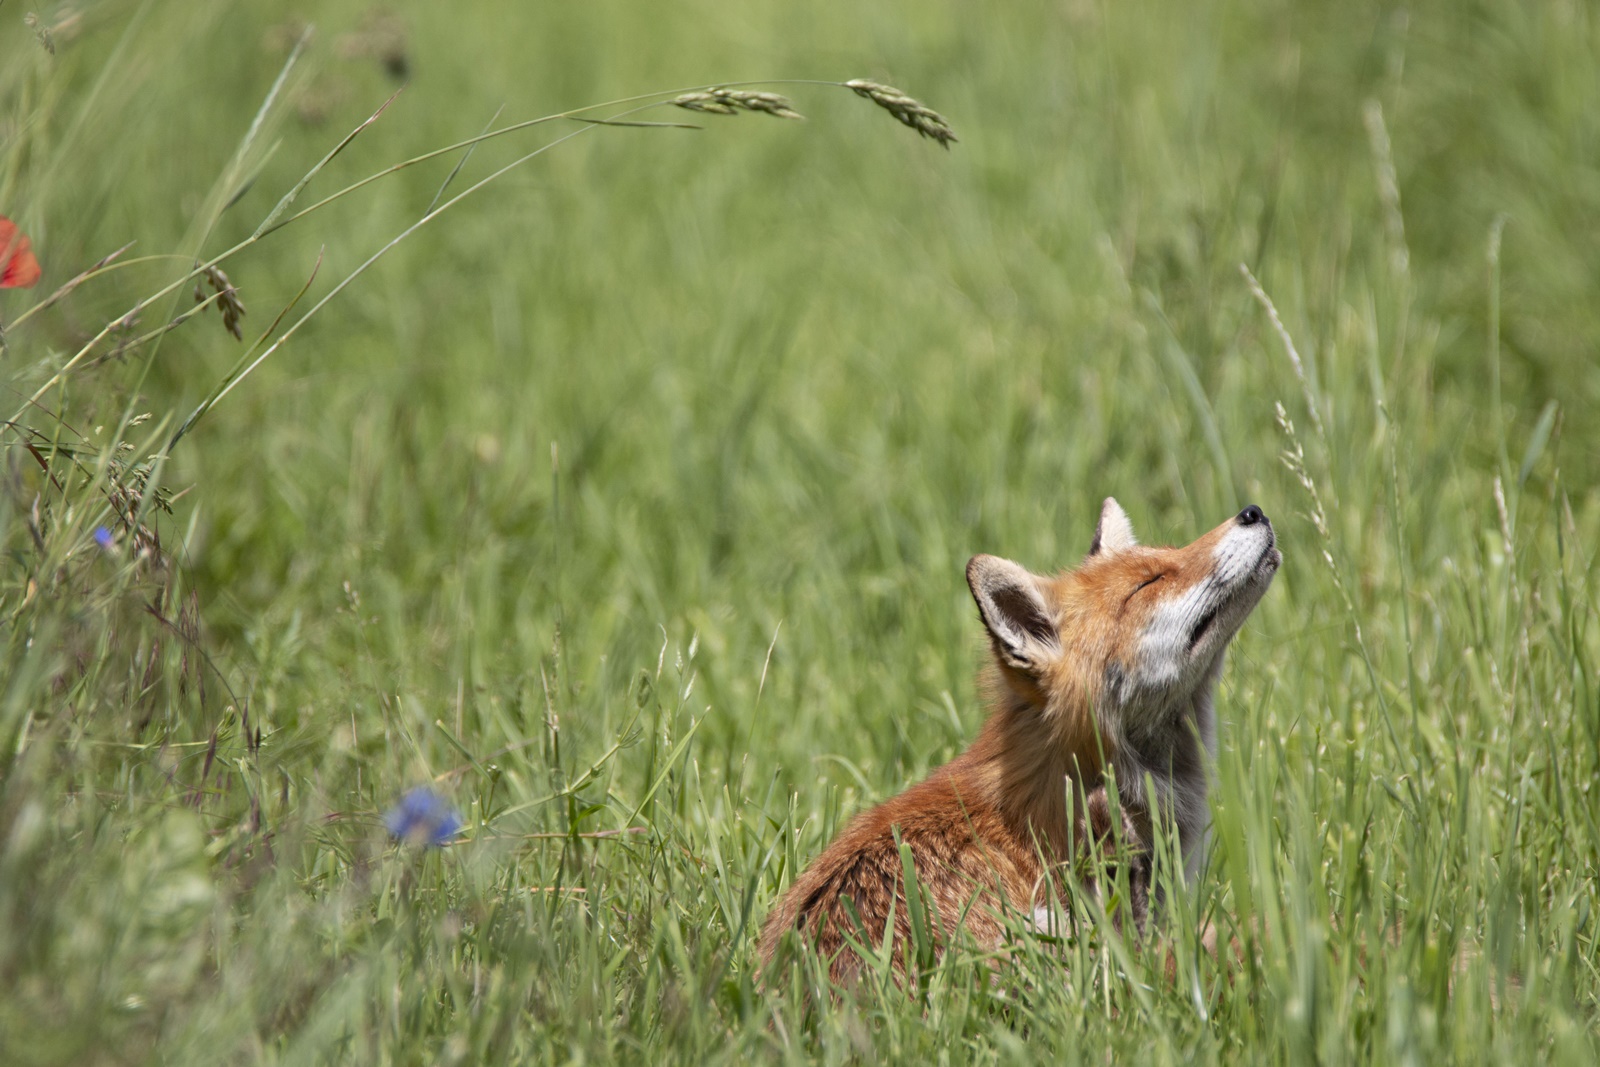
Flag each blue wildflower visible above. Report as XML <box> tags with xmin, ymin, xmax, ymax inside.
<box><xmin>94</xmin><ymin>526</ymin><xmax>114</xmax><ymax>549</ymax></box>
<box><xmin>384</xmin><ymin>787</ymin><xmax>463</xmax><ymax>848</ymax></box>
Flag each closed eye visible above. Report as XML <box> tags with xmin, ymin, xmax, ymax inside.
<box><xmin>1123</xmin><ymin>573</ymin><xmax>1164</xmax><ymax>607</ymax></box>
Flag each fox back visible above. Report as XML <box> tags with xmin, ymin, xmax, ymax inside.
<box><xmin>758</xmin><ymin>499</ymin><xmax>1280</xmax><ymax>985</ymax></box>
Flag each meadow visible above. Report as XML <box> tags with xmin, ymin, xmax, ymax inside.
<box><xmin>1</xmin><ymin>0</ymin><xmax>1597</xmax><ymax>1062</ymax></box>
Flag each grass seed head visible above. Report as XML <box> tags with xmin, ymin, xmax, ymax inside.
<box><xmin>672</xmin><ymin>92</ymin><xmax>739</xmax><ymax>115</ymax></box>
<box><xmin>194</xmin><ymin>264</ymin><xmax>247</xmax><ymax>341</ymax></box>
<box><xmin>844</xmin><ymin>79</ymin><xmax>958</xmax><ymax>147</ymax></box>
<box><xmin>673</xmin><ymin>89</ymin><xmax>804</xmax><ymax>120</ymax></box>
<box><xmin>24</xmin><ymin>13</ymin><xmax>56</xmax><ymax>55</ymax></box>
<box><xmin>712</xmin><ymin>89</ymin><xmax>804</xmax><ymax>120</ymax></box>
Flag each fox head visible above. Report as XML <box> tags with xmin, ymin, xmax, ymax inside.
<box><xmin>966</xmin><ymin>499</ymin><xmax>1279</xmax><ymax>773</ymax></box>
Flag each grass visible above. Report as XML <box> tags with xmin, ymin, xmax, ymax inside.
<box><xmin>2</xmin><ymin>0</ymin><xmax>1598</xmax><ymax>1062</ymax></box>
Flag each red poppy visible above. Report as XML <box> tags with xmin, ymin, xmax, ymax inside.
<box><xmin>1</xmin><ymin>216</ymin><xmax>42</xmax><ymax>288</ymax></box>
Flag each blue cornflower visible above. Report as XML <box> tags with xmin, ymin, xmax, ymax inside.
<box><xmin>384</xmin><ymin>787</ymin><xmax>463</xmax><ymax>848</ymax></box>
<box><xmin>94</xmin><ymin>526</ymin><xmax>114</xmax><ymax>549</ymax></box>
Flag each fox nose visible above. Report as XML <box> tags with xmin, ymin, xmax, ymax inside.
<box><xmin>1237</xmin><ymin>504</ymin><xmax>1267</xmax><ymax>527</ymax></box>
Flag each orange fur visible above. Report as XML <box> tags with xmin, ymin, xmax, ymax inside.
<box><xmin>758</xmin><ymin>500</ymin><xmax>1280</xmax><ymax>986</ymax></box>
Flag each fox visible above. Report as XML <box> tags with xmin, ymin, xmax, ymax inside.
<box><xmin>759</xmin><ymin>499</ymin><xmax>1280</xmax><ymax>985</ymax></box>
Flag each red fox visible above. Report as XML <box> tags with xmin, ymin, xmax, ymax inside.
<box><xmin>759</xmin><ymin>499</ymin><xmax>1280</xmax><ymax>984</ymax></box>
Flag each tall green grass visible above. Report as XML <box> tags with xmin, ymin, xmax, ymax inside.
<box><xmin>2</xmin><ymin>0</ymin><xmax>1596</xmax><ymax>1062</ymax></box>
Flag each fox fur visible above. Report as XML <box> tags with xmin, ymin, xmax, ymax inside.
<box><xmin>759</xmin><ymin>499</ymin><xmax>1280</xmax><ymax>984</ymax></box>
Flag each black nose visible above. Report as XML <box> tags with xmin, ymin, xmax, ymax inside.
<box><xmin>1237</xmin><ymin>504</ymin><xmax>1266</xmax><ymax>526</ymax></box>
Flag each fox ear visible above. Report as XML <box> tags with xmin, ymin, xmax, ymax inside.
<box><xmin>966</xmin><ymin>555</ymin><xmax>1060</xmax><ymax>673</ymax></box>
<box><xmin>1088</xmin><ymin>497</ymin><xmax>1138</xmax><ymax>556</ymax></box>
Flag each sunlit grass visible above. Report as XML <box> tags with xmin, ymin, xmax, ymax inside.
<box><xmin>1</xmin><ymin>1</ymin><xmax>1597</xmax><ymax>1063</ymax></box>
